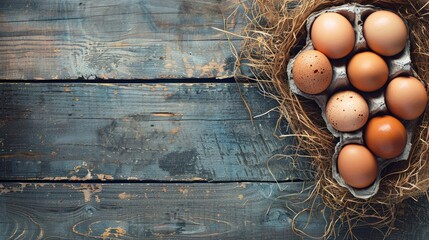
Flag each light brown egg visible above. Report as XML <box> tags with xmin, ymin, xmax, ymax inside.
<box><xmin>338</xmin><ymin>144</ymin><xmax>378</xmax><ymax>189</ymax></box>
<box><xmin>364</xmin><ymin>115</ymin><xmax>407</xmax><ymax>159</ymax></box>
<box><xmin>311</xmin><ymin>12</ymin><xmax>355</xmax><ymax>59</ymax></box>
<box><xmin>326</xmin><ymin>91</ymin><xmax>369</xmax><ymax>132</ymax></box>
<box><xmin>364</xmin><ymin>10</ymin><xmax>407</xmax><ymax>56</ymax></box>
<box><xmin>292</xmin><ymin>50</ymin><xmax>333</xmax><ymax>94</ymax></box>
<box><xmin>386</xmin><ymin>76</ymin><xmax>428</xmax><ymax>120</ymax></box>
<box><xmin>347</xmin><ymin>51</ymin><xmax>389</xmax><ymax>92</ymax></box>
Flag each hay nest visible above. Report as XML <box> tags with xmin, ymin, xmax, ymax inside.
<box><xmin>229</xmin><ymin>0</ymin><xmax>429</xmax><ymax>238</ymax></box>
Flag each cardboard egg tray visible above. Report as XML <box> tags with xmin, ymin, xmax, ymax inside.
<box><xmin>286</xmin><ymin>3</ymin><xmax>418</xmax><ymax>199</ymax></box>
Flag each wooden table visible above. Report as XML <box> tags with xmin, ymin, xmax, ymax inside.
<box><xmin>0</xmin><ymin>0</ymin><xmax>428</xmax><ymax>239</ymax></box>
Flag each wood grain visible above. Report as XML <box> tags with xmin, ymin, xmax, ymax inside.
<box><xmin>1</xmin><ymin>1</ymin><xmax>428</xmax><ymax>239</ymax></box>
<box><xmin>0</xmin><ymin>83</ymin><xmax>312</xmax><ymax>182</ymax></box>
<box><xmin>0</xmin><ymin>0</ymin><xmax>244</xmax><ymax>80</ymax></box>
<box><xmin>0</xmin><ymin>182</ymin><xmax>306</xmax><ymax>240</ymax></box>
<box><xmin>0</xmin><ymin>182</ymin><xmax>427</xmax><ymax>239</ymax></box>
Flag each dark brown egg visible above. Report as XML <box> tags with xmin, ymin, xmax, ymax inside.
<box><xmin>364</xmin><ymin>115</ymin><xmax>407</xmax><ymax>159</ymax></box>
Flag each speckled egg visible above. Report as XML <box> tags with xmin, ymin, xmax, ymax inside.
<box><xmin>326</xmin><ymin>91</ymin><xmax>369</xmax><ymax>132</ymax></box>
<box><xmin>292</xmin><ymin>50</ymin><xmax>332</xmax><ymax>94</ymax></box>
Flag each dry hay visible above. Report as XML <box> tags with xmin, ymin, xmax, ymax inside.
<box><xmin>227</xmin><ymin>0</ymin><xmax>429</xmax><ymax>238</ymax></box>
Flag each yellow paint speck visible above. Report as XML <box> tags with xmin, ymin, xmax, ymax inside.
<box><xmin>171</xmin><ymin>127</ymin><xmax>180</xmax><ymax>134</ymax></box>
<box><xmin>101</xmin><ymin>227</ymin><xmax>126</xmax><ymax>238</ymax></box>
<box><xmin>178</xmin><ymin>188</ymin><xmax>189</xmax><ymax>194</ymax></box>
<box><xmin>118</xmin><ymin>192</ymin><xmax>131</xmax><ymax>200</ymax></box>
<box><xmin>97</xmin><ymin>174</ymin><xmax>114</xmax><ymax>181</ymax></box>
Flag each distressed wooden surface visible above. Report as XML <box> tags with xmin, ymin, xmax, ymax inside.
<box><xmin>0</xmin><ymin>182</ymin><xmax>428</xmax><ymax>240</ymax></box>
<box><xmin>0</xmin><ymin>83</ymin><xmax>312</xmax><ymax>182</ymax></box>
<box><xmin>1</xmin><ymin>0</ymin><xmax>429</xmax><ymax>239</ymax></box>
<box><xmin>0</xmin><ymin>0</ymin><xmax>244</xmax><ymax>80</ymax></box>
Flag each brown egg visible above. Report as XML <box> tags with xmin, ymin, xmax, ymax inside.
<box><xmin>364</xmin><ymin>10</ymin><xmax>407</xmax><ymax>56</ymax></box>
<box><xmin>347</xmin><ymin>51</ymin><xmax>389</xmax><ymax>92</ymax></box>
<box><xmin>338</xmin><ymin>144</ymin><xmax>378</xmax><ymax>189</ymax></box>
<box><xmin>292</xmin><ymin>50</ymin><xmax>333</xmax><ymax>94</ymax></box>
<box><xmin>311</xmin><ymin>12</ymin><xmax>355</xmax><ymax>59</ymax></box>
<box><xmin>326</xmin><ymin>91</ymin><xmax>369</xmax><ymax>132</ymax></box>
<box><xmin>364</xmin><ymin>115</ymin><xmax>407</xmax><ymax>159</ymax></box>
<box><xmin>386</xmin><ymin>76</ymin><xmax>428</xmax><ymax>120</ymax></box>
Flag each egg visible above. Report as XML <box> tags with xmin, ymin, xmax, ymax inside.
<box><xmin>326</xmin><ymin>91</ymin><xmax>369</xmax><ymax>132</ymax></box>
<box><xmin>386</xmin><ymin>76</ymin><xmax>428</xmax><ymax>120</ymax></box>
<box><xmin>364</xmin><ymin>115</ymin><xmax>407</xmax><ymax>159</ymax></box>
<box><xmin>338</xmin><ymin>144</ymin><xmax>378</xmax><ymax>189</ymax></box>
<box><xmin>292</xmin><ymin>50</ymin><xmax>333</xmax><ymax>94</ymax></box>
<box><xmin>363</xmin><ymin>10</ymin><xmax>407</xmax><ymax>56</ymax></box>
<box><xmin>311</xmin><ymin>12</ymin><xmax>355</xmax><ymax>59</ymax></box>
<box><xmin>347</xmin><ymin>51</ymin><xmax>389</xmax><ymax>92</ymax></box>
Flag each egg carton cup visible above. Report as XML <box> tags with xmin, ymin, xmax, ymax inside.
<box><xmin>286</xmin><ymin>3</ymin><xmax>418</xmax><ymax>199</ymax></box>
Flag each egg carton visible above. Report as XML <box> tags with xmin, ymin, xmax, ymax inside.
<box><xmin>286</xmin><ymin>3</ymin><xmax>418</xmax><ymax>199</ymax></box>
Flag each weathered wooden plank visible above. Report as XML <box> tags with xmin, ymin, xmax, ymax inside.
<box><xmin>0</xmin><ymin>182</ymin><xmax>427</xmax><ymax>239</ymax></box>
<box><xmin>0</xmin><ymin>83</ymin><xmax>311</xmax><ymax>181</ymax></box>
<box><xmin>0</xmin><ymin>0</ymin><xmax>244</xmax><ymax>80</ymax></box>
<box><xmin>0</xmin><ymin>182</ymin><xmax>307</xmax><ymax>240</ymax></box>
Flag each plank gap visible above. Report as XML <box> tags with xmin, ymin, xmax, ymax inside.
<box><xmin>0</xmin><ymin>77</ymin><xmax>240</xmax><ymax>84</ymax></box>
<box><xmin>0</xmin><ymin>179</ymin><xmax>306</xmax><ymax>184</ymax></box>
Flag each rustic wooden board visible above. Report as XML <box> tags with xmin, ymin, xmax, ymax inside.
<box><xmin>0</xmin><ymin>83</ymin><xmax>312</xmax><ymax>182</ymax></box>
<box><xmin>0</xmin><ymin>0</ymin><xmax>244</xmax><ymax>80</ymax></box>
<box><xmin>0</xmin><ymin>182</ymin><xmax>310</xmax><ymax>240</ymax></box>
<box><xmin>0</xmin><ymin>182</ymin><xmax>427</xmax><ymax>239</ymax></box>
